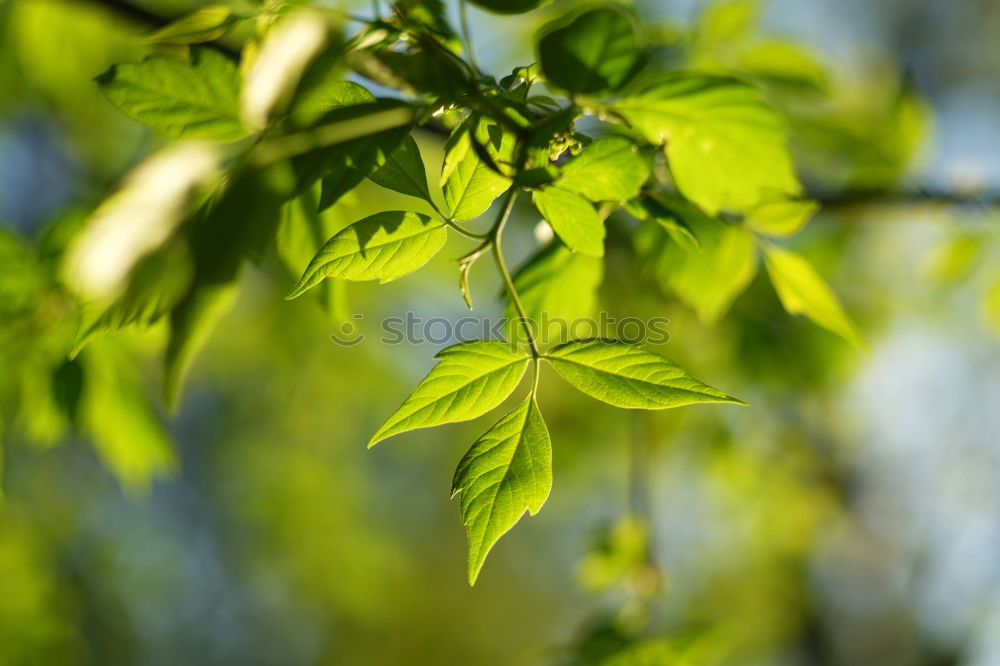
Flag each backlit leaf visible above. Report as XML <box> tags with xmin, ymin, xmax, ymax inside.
<box><xmin>469</xmin><ymin>0</ymin><xmax>549</xmax><ymax>15</ymax></box>
<box><xmin>537</xmin><ymin>7</ymin><xmax>646</xmax><ymax>96</ymax></box>
<box><xmin>532</xmin><ymin>187</ymin><xmax>605</xmax><ymax>257</ymax></box>
<box><xmin>745</xmin><ymin>198</ymin><xmax>818</xmax><ymax>237</ymax></box>
<box><xmin>287</xmin><ymin>211</ymin><xmax>446</xmax><ymax>298</ymax></box>
<box><xmin>369</xmin><ymin>134</ymin><xmax>433</xmax><ymax>203</ymax></box>
<box><xmin>558</xmin><ymin>136</ymin><xmax>649</xmax><ymax>202</ymax></box>
<box><xmin>369</xmin><ymin>341</ymin><xmax>531</xmax><ymax>446</ymax></box>
<box><xmin>451</xmin><ymin>396</ymin><xmax>551</xmax><ymax>584</ymax></box>
<box><xmin>144</xmin><ymin>6</ymin><xmax>237</xmax><ymax>45</ymax></box>
<box><xmin>97</xmin><ymin>47</ymin><xmax>248</xmax><ymax>141</ymax></box>
<box><xmin>614</xmin><ymin>74</ymin><xmax>800</xmax><ymax>214</ymax></box>
<box><xmin>763</xmin><ymin>245</ymin><xmax>864</xmax><ymax>348</ymax></box>
<box><xmin>546</xmin><ymin>339</ymin><xmax>744</xmax><ymax>409</ymax></box>
<box><xmin>443</xmin><ymin>116</ymin><xmax>515</xmax><ymax>221</ymax></box>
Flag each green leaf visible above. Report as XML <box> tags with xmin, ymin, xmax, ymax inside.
<box><xmin>614</xmin><ymin>74</ymin><xmax>800</xmax><ymax>215</ymax></box>
<box><xmin>79</xmin><ymin>342</ymin><xmax>176</xmax><ymax>491</ymax></box>
<box><xmin>144</xmin><ymin>6</ymin><xmax>237</xmax><ymax>45</ymax></box>
<box><xmin>369</xmin><ymin>341</ymin><xmax>531</xmax><ymax>447</ymax></box>
<box><xmin>623</xmin><ymin>196</ymin><xmax>699</xmax><ymax>253</ymax></box>
<box><xmin>287</xmin><ymin>85</ymin><xmax>411</xmax><ymax>206</ymax></box>
<box><xmin>368</xmin><ymin>134</ymin><xmax>433</xmax><ymax>203</ymax></box>
<box><xmin>635</xmin><ymin>199</ymin><xmax>757</xmax><ymax>323</ymax></box>
<box><xmin>451</xmin><ymin>396</ymin><xmax>551</xmax><ymax>584</ymax></box>
<box><xmin>443</xmin><ymin>116</ymin><xmax>515</xmax><ymax>221</ymax></box>
<box><xmin>287</xmin><ymin>211</ymin><xmax>446</xmax><ymax>298</ymax></box>
<box><xmin>537</xmin><ymin>6</ymin><xmax>646</xmax><ymax>96</ymax></box>
<box><xmin>762</xmin><ymin>245</ymin><xmax>864</xmax><ymax>348</ymax></box>
<box><xmin>532</xmin><ymin>187</ymin><xmax>605</xmax><ymax>257</ymax></box>
<box><xmin>468</xmin><ymin>0</ymin><xmax>550</xmax><ymax>15</ymax></box>
<box><xmin>558</xmin><ymin>136</ymin><xmax>649</xmax><ymax>202</ymax></box>
<box><xmin>546</xmin><ymin>339</ymin><xmax>744</xmax><ymax>409</ymax></box>
<box><xmin>745</xmin><ymin>198</ymin><xmax>818</xmax><ymax>237</ymax></box>
<box><xmin>504</xmin><ymin>242</ymin><xmax>603</xmax><ymax>344</ymax></box>
<box><xmin>97</xmin><ymin>47</ymin><xmax>248</xmax><ymax>141</ymax></box>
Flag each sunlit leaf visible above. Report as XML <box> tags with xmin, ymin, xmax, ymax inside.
<box><xmin>763</xmin><ymin>245</ymin><xmax>864</xmax><ymax>348</ymax></box>
<box><xmin>546</xmin><ymin>339</ymin><xmax>743</xmax><ymax>408</ymax></box>
<box><xmin>614</xmin><ymin>74</ymin><xmax>800</xmax><ymax>215</ymax></box>
<box><xmin>623</xmin><ymin>196</ymin><xmax>699</xmax><ymax>252</ymax></box>
<box><xmin>369</xmin><ymin>134</ymin><xmax>434</xmax><ymax>203</ymax></box>
<box><xmin>451</xmin><ymin>396</ymin><xmax>551</xmax><ymax>584</ymax></box>
<box><xmin>558</xmin><ymin>136</ymin><xmax>649</xmax><ymax>202</ymax></box>
<box><xmin>745</xmin><ymin>198</ymin><xmax>818</xmax><ymax>237</ymax></box>
<box><xmin>144</xmin><ymin>6</ymin><xmax>237</xmax><ymax>45</ymax></box>
<box><xmin>537</xmin><ymin>6</ymin><xmax>646</xmax><ymax>96</ymax></box>
<box><xmin>287</xmin><ymin>211</ymin><xmax>446</xmax><ymax>298</ymax></box>
<box><xmin>97</xmin><ymin>48</ymin><xmax>248</xmax><ymax>141</ymax></box>
<box><xmin>443</xmin><ymin>116</ymin><xmax>515</xmax><ymax>221</ymax></box>
<box><xmin>369</xmin><ymin>341</ymin><xmax>531</xmax><ymax>447</ymax></box>
<box><xmin>532</xmin><ymin>187</ymin><xmax>605</xmax><ymax>257</ymax></box>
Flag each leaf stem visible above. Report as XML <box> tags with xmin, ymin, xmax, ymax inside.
<box><xmin>491</xmin><ymin>190</ymin><xmax>540</xmax><ymax>361</ymax></box>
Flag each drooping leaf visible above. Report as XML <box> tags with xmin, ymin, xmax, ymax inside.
<box><xmin>546</xmin><ymin>339</ymin><xmax>744</xmax><ymax>409</ymax></box>
<box><xmin>143</xmin><ymin>6</ymin><xmax>237</xmax><ymax>45</ymax></box>
<box><xmin>745</xmin><ymin>198</ymin><xmax>818</xmax><ymax>237</ymax></box>
<box><xmin>369</xmin><ymin>134</ymin><xmax>434</xmax><ymax>203</ymax></box>
<box><xmin>762</xmin><ymin>245</ymin><xmax>864</xmax><ymax>348</ymax></box>
<box><xmin>451</xmin><ymin>396</ymin><xmax>551</xmax><ymax>584</ymax></box>
<box><xmin>97</xmin><ymin>47</ymin><xmax>248</xmax><ymax>141</ymax></box>
<box><xmin>287</xmin><ymin>211</ymin><xmax>446</xmax><ymax>298</ymax></box>
<box><xmin>468</xmin><ymin>0</ymin><xmax>550</xmax><ymax>15</ymax></box>
<box><xmin>558</xmin><ymin>136</ymin><xmax>649</xmax><ymax>202</ymax></box>
<box><xmin>537</xmin><ymin>6</ymin><xmax>646</xmax><ymax>96</ymax></box>
<box><xmin>369</xmin><ymin>341</ymin><xmax>531</xmax><ymax>447</ymax></box>
<box><xmin>504</xmin><ymin>241</ymin><xmax>603</xmax><ymax>345</ymax></box>
<box><xmin>443</xmin><ymin>116</ymin><xmax>516</xmax><ymax>221</ymax></box>
<box><xmin>614</xmin><ymin>74</ymin><xmax>800</xmax><ymax>215</ymax></box>
<box><xmin>532</xmin><ymin>187</ymin><xmax>605</xmax><ymax>257</ymax></box>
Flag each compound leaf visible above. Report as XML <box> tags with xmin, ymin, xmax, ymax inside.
<box><xmin>369</xmin><ymin>341</ymin><xmax>531</xmax><ymax>446</ymax></box>
<box><xmin>451</xmin><ymin>396</ymin><xmax>551</xmax><ymax>584</ymax></box>
<box><xmin>546</xmin><ymin>339</ymin><xmax>744</xmax><ymax>409</ymax></box>
<box><xmin>288</xmin><ymin>211</ymin><xmax>446</xmax><ymax>298</ymax></box>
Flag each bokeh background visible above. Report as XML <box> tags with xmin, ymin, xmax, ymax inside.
<box><xmin>2</xmin><ymin>0</ymin><xmax>1000</xmax><ymax>664</ymax></box>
